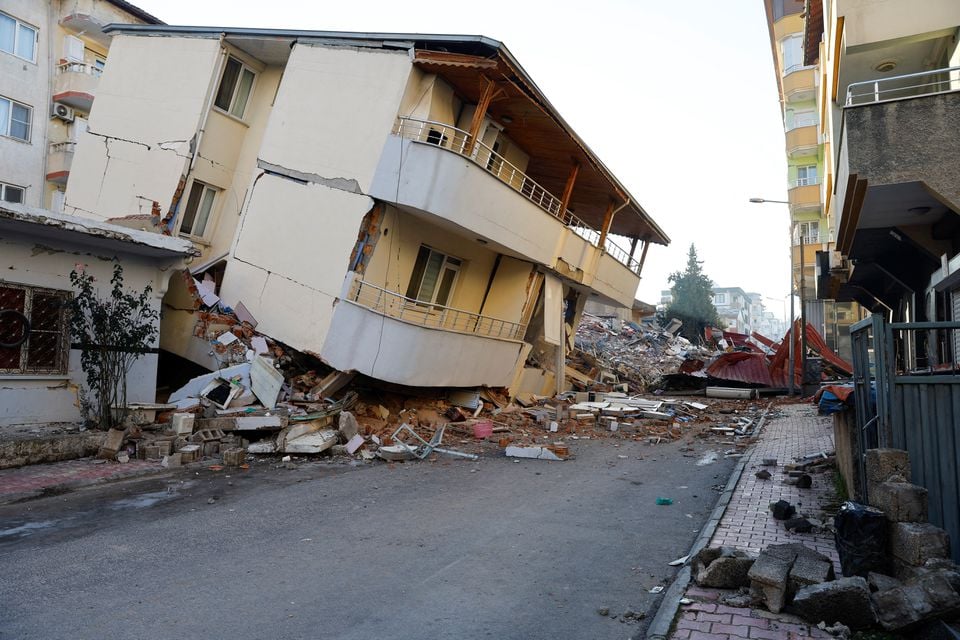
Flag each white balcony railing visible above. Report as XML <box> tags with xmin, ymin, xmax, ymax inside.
<box><xmin>346</xmin><ymin>276</ymin><xmax>526</xmax><ymax>341</ymax></box>
<box><xmin>56</xmin><ymin>61</ymin><xmax>102</xmax><ymax>77</ymax></box>
<box><xmin>393</xmin><ymin>116</ymin><xmax>642</xmax><ymax>274</ymax></box>
<box><xmin>49</xmin><ymin>141</ymin><xmax>77</xmax><ymax>154</ymax></box>
<box><xmin>846</xmin><ymin>65</ymin><xmax>960</xmax><ymax>106</ymax></box>
<box><xmin>792</xmin><ymin>177</ymin><xmax>821</xmax><ymax>187</ymax></box>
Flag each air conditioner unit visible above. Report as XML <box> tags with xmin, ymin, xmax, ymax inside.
<box><xmin>51</xmin><ymin>102</ymin><xmax>75</xmax><ymax>122</ymax></box>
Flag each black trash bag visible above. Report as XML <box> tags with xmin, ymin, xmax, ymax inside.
<box><xmin>834</xmin><ymin>501</ymin><xmax>888</xmax><ymax>577</ymax></box>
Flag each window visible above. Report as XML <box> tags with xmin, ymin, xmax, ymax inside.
<box><xmin>0</xmin><ymin>96</ymin><xmax>31</xmax><ymax>142</ymax></box>
<box><xmin>714</xmin><ymin>293</ymin><xmax>728</xmax><ymax>305</ymax></box>
<box><xmin>214</xmin><ymin>56</ymin><xmax>256</xmax><ymax>119</ymax></box>
<box><xmin>796</xmin><ymin>165</ymin><xmax>818</xmax><ymax>186</ymax></box>
<box><xmin>0</xmin><ymin>284</ymin><xmax>70</xmax><ymax>375</ymax></box>
<box><xmin>405</xmin><ymin>246</ymin><xmax>462</xmax><ymax>307</ymax></box>
<box><xmin>425</xmin><ymin>129</ymin><xmax>447</xmax><ymax>146</ymax></box>
<box><xmin>0</xmin><ymin>11</ymin><xmax>37</xmax><ymax>62</ymax></box>
<box><xmin>179</xmin><ymin>181</ymin><xmax>218</xmax><ymax>237</ymax></box>
<box><xmin>797</xmin><ymin>221</ymin><xmax>820</xmax><ymax>244</ymax></box>
<box><xmin>0</xmin><ymin>181</ymin><xmax>24</xmax><ymax>203</ymax></box>
<box><xmin>781</xmin><ymin>34</ymin><xmax>804</xmax><ymax>74</ymax></box>
<box><xmin>787</xmin><ymin>109</ymin><xmax>817</xmax><ymax>131</ymax></box>
<box><xmin>92</xmin><ymin>57</ymin><xmax>105</xmax><ymax>76</ymax></box>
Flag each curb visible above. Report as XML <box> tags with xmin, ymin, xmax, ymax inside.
<box><xmin>645</xmin><ymin>401</ymin><xmax>773</xmax><ymax>640</ymax></box>
<box><xmin>0</xmin><ymin>463</ymin><xmax>179</xmax><ymax>507</ymax></box>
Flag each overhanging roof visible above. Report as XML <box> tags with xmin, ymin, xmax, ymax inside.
<box><xmin>102</xmin><ymin>24</ymin><xmax>669</xmax><ymax>246</ymax></box>
<box><xmin>0</xmin><ymin>203</ymin><xmax>197</xmax><ymax>259</ymax></box>
<box><xmin>105</xmin><ymin>0</ymin><xmax>164</xmax><ymax>25</ymax></box>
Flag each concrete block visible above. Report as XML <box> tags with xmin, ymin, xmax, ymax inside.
<box><xmin>789</xmin><ymin>553</ymin><xmax>835</xmax><ymax>594</ymax></box>
<box><xmin>748</xmin><ymin>552</ymin><xmax>792</xmax><ymax>613</ymax></box>
<box><xmin>792</xmin><ymin>576</ymin><xmax>876</xmax><ymax>629</ymax></box>
<box><xmin>338</xmin><ymin>411</ymin><xmax>359</xmax><ymax>441</ymax></box>
<box><xmin>178</xmin><ymin>444</ymin><xmax>200</xmax><ymax>463</ymax></box>
<box><xmin>693</xmin><ymin>546</ymin><xmax>755</xmax><ymax>589</ymax></box>
<box><xmin>156</xmin><ymin>440</ymin><xmax>172</xmax><ymax>457</ymax></box>
<box><xmin>171</xmin><ymin>413</ymin><xmax>195</xmax><ymax>435</ymax></box>
<box><xmin>865</xmin><ymin>448</ymin><xmax>911</xmax><ymax>485</ymax></box>
<box><xmin>144</xmin><ymin>444</ymin><xmax>162</xmax><ymax>460</ymax></box>
<box><xmin>890</xmin><ymin>522</ymin><xmax>951</xmax><ymax>567</ymax></box>
<box><xmin>202</xmin><ymin>442</ymin><xmax>220</xmax><ymax>457</ymax></box>
<box><xmin>97</xmin><ymin>428</ymin><xmax>125</xmax><ymax>459</ymax></box>
<box><xmin>161</xmin><ymin>452</ymin><xmax>182</xmax><ymax>468</ymax></box>
<box><xmin>222</xmin><ymin>448</ymin><xmax>245</xmax><ymax>466</ymax></box>
<box><xmin>873</xmin><ymin>570</ymin><xmax>960</xmax><ymax>631</ymax></box>
<box><xmin>872</xmin><ymin>481</ymin><xmax>928</xmax><ymax>522</ymax></box>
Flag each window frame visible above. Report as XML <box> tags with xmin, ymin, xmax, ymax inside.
<box><xmin>0</xmin><ymin>95</ymin><xmax>32</xmax><ymax>143</ymax></box>
<box><xmin>713</xmin><ymin>293</ymin><xmax>728</xmax><ymax>305</ymax></box>
<box><xmin>0</xmin><ymin>11</ymin><xmax>38</xmax><ymax>63</ymax></box>
<box><xmin>213</xmin><ymin>56</ymin><xmax>257</xmax><ymax>120</ymax></box>
<box><xmin>0</xmin><ymin>181</ymin><xmax>25</xmax><ymax>203</ymax></box>
<box><xmin>796</xmin><ymin>165</ymin><xmax>818</xmax><ymax>186</ymax></box>
<box><xmin>797</xmin><ymin>221</ymin><xmax>820</xmax><ymax>244</ymax></box>
<box><xmin>405</xmin><ymin>245</ymin><xmax>463</xmax><ymax>309</ymax></box>
<box><xmin>0</xmin><ymin>283</ymin><xmax>71</xmax><ymax>376</ymax></box>
<box><xmin>178</xmin><ymin>180</ymin><xmax>219</xmax><ymax>239</ymax></box>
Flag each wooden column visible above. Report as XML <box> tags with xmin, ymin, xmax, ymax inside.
<box><xmin>637</xmin><ymin>240</ymin><xmax>650</xmax><ymax>274</ymax></box>
<box><xmin>558</xmin><ymin>162</ymin><xmax>580</xmax><ymax>216</ymax></box>
<box><xmin>466</xmin><ymin>76</ymin><xmax>500</xmax><ymax>155</ymax></box>
<box><xmin>597</xmin><ymin>200</ymin><xmax>617</xmax><ymax>251</ymax></box>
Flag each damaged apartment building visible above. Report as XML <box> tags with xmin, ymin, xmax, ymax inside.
<box><xmin>60</xmin><ymin>25</ymin><xmax>669</xmax><ymax>395</ymax></box>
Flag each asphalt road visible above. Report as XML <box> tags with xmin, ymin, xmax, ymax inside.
<box><xmin>0</xmin><ymin>438</ymin><xmax>735</xmax><ymax>640</ymax></box>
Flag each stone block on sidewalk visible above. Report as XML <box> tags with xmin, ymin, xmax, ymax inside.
<box><xmin>890</xmin><ymin>522</ymin><xmax>951</xmax><ymax>567</ymax></box>
<box><xmin>338</xmin><ymin>411</ymin><xmax>359</xmax><ymax>441</ymax></box>
<box><xmin>865</xmin><ymin>448</ymin><xmax>911</xmax><ymax>484</ymax></box>
<box><xmin>222</xmin><ymin>447</ymin><xmax>245</xmax><ymax>466</ymax></box>
<box><xmin>97</xmin><ymin>428</ymin><xmax>125</xmax><ymax>459</ymax></box>
<box><xmin>748</xmin><ymin>551</ymin><xmax>792</xmax><ymax>613</ymax></box>
<box><xmin>872</xmin><ymin>569</ymin><xmax>960</xmax><ymax>631</ymax></box>
<box><xmin>693</xmin><ymin>546</ymin><xmax>755</xmax><ymax>589</ymax></box>
<box><xmin>872</xmin><ymin>481</ymin><xmax>928</xmax><ymax>523</ymax></box>
<box><xmin>789</xmin><ymin>551</ymin><xmax>835</xmax><ymax>593</ymax></box>
<box><xmin>791</xmin><ymin>576</ymin><xmax>876</xmax><ymax>629</ymax></box>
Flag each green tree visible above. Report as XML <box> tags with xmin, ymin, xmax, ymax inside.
<box><xmin>69</xmin><ymin>263</ymin><xmax>159</xmax><ymax>429</ymax></box>
<box><xmin>665</xmin><ymin>244</ymin><xmax>721</xmax><ymax>341</ymax></box>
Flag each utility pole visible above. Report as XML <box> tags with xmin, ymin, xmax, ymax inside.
<box><xmin>799</xmin><ymin>232</ymin><xmax>807</xmax><ymax>393</ymax></box>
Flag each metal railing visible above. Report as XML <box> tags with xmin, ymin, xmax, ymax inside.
<box><xmin>792</xmin><ymin>177</ymin><xmax>820</xmax><ymax>187</ymax></box>
<box><xmin>846</xmin><ymin>65</ymin><xmax>960</xmax><ymax>106</ymax></box>
<box><xmin>56</xmin><ymin>61</ymin><xmax>102</xmax><ymax>77</ymax></box>
<box><xmin>346</xmin><ymin>276</ymin><xmax>526</xmax><ymax>341</ymax></box>
<box><xmin>393</xmin><ymin>116</ymin><xmax>642</xmax><ymax>274</ymax></box>
<box><xmin>49</xmin><ymin>141</ymin><xmax>76</xmax><ymax>154</ymax></box>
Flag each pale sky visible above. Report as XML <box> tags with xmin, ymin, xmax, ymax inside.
<box><xmin>133</xmin><ymin>0</ymin><xmax>792</xmax><ymax>318</ymax></box>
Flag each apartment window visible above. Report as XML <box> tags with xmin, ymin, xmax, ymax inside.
<box><xmin>0</xmin><ymin>11</ymin><xmax>37</xmax><ymax>63</ymax></box>
<box><xmin>405</xmin><ymin>246</ymin><xmax>462</xmax><ymax>307</ymax></box>
<box><xmin>0</xmin><ymin>96</ymin><xmax>32</xmax><ymax>142</ymax></box>
<box><xmin>425</xmin><ymin>129</ymin><xmax>447</xmax><ymax>146</ymax></box>
<box><xmin>796</xmin><ymin>165</ymin><xmax>818</xmax><ymax>186</ymax></box>
<box><xmin>714</xmin><ymin>293</ymin><xmax>728</xmax><ymax>305</ymax></box>
<box><xmin>214</xmin><ymin>56</ymin><xmax>256</xmax><ymax>119</ymax></box>
<box><xmin>0</xmin><ymin>181</ymin><xmax>24</xmax><ymax>203</ymax></box>
<box><xmin>179</xmin><ymin>181</ymin><xmax>218</xmax><ymax>238</ymax></box>
<box><xmin>0</xmin><ymin>284</ymin><xmax>70</xmax><ymax>375</ymax></box>
<box><xmin>797</xmin><ymin>221</ymin><xmax>820</xmax><ymax>244</ymax></box>
<box><xmin>92</xmin><ymin>57</ymin><xmax>105</xmax><ymax>76</ymax></box>
<box><xmin>781</xmin><ymin>34</ymin><xmax>804</xmax><ymax>74</ymax></box>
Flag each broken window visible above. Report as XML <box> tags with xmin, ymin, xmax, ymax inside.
<box><xmin>405</xmin><ymin>245</ymin><xmax>462</xmax><ymax>308</ymax></box>
<box><xmin>0</xmin><ymin>181</ymin><xmax>24</xmax><ymax>203</ymax></box>
<box><xmin>0</xmin><ymin>11</ymin><xmax>37</xmax><ymax>63</ymax></box>
<box><xmin>0</xmin><ymin>284</ymin><xmax>70</xmax><ymax>375</ymax></box>
<box><xmin>0</xmin><ymin>95</ymin><xmax>32</xmax><ymax>142</ymax></box>
<box><xmin>214</xmin><ymin>56</ymin><xmax>256</xmax><ymax>119</ymax></box>
<box><xmin>179</xmin><ymin>181</ymin><xmax>218</xmax><ymax>238</ymax></box>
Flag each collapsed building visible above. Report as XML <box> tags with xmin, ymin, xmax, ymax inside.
<box><xmin>59</xmin><ymin>24</ymin><xmax>669</xmax><ymax>399</ymax></box>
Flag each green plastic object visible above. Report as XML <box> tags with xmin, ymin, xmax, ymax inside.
<box><xmin>655</xmin><ymin>497</ymin><xmax>673</xmax><ymax>505</ymax></box>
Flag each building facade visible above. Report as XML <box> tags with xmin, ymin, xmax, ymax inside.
<box><xmin>762</xmin><ymin>0</ymin><xmax>861</xmax><ymax>361</ymax></box>
<box><xmin>0</xmin><ymin>0</ymin><xmax>160</xmax><ymax>211</ymax></box>
<box><xmin>62</xmin><ymin>25</ymin><xmax>669</xmax><ymax>392</ymax></box>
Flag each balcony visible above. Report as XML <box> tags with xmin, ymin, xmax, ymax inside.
<box><xmin>320</xmin><ymin>275</ymin><xmax>529</xmax><ymax>387</ymax></box>
<box><xmin>369</xmin><ymin>117</ymin><xmax>642</xmax><ymax>306</ymax></box>
<box><xmin>46</xmin><ymin>141</ymin><xmax>76</xmax><ymax>184</ymax></box>
<box><xmin>788</xmin><ymin>180</ymin><xmax>821</xmax><ymax>214</ymax></box>
<box><xmin>53</xmin><ymin>62</ymin><xmax>101</xmax><ymax>112</ymax></box>
<box><xmin>782</xmin><ymin>67</ymin><xmax>816</xmax><ymax>103</ymax></box>
<box><xmin>785</xmin><ymin>125</ymin><xmax>818</xmax><ymax>158</ymax></box>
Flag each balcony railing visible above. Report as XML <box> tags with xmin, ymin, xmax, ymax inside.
<box><xmin>846</xmin><ymin>65</ymin><xmax>960</xmax><ymax>106</ymax></box>
<box><xmin>393</xmin><ymin>116</ymin><xmax>642</xmax><ymax>274</ymax></box>
<box><xmin>56</xmin><ymin>61</ymin><xmax>102</xmax><ymax>77</ymax></box>
<box><xmin>792</xmin><ymin>177</ymin><xmax>820</xmax><ymax>187</ymax></box>
<box><xmin>49</xmin><ymin>141</ymin><xmax>77</xmax><ymax>154</ymax></box>
<box><xmin>346</xmin><ymin>275</ymin><xmax>526</xmax><ymax>341</ymax></box>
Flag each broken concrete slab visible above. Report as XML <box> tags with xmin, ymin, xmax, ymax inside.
<box><xmin>693</xmin><ymin>546</ymin><xmax>755</xmax><ymax>589</ymax></box>
<box><xmin>98</xmin><ymin>428</ymin><xmax>125</xmax><ymax>459</ymax></box>
<box><xmin>169</xmin><ymin>363</ymin><xmax>252</xmax><ymax>404</ymax></box>
<box><xmin>748</xmin><ymin>552</ymin><xmax>793</xmax><ymax>613</ymax></box>
<box><xmin>789</xmin><ymin>550</ymin><xmax>835</xmax><ymax>593</ymax></box>
<box><xmin>161</xmin><ymin>452</ymin><xmax>182</xmax><ymax>468</ymax></box>
<box><xmin>282</xmin><ymin>425</ymin><xmax>338</xmax><ymax>454</ymax></box>
<box><xmin>868</xmin><ymin>572</ymin><xmax>902</xmax><ymax>593</ymax></box>
<box><xmin>233</xmin><ymin>415</ymin><xmax>284</xmax><ymax>431</ymax></box>
<box><xmin>791</xmin><ymin>577</ymin><xmax>876</xmax><ymax>629</ymax></box>
<box><xmin>345</xmin><ymin>434</ymin><xmax>364</xmax><ymax>455</ymax></box>
<box><xmin>872</xmin><ymin>569</ymin><xmax>960</xmax><ymax>631</ymax></box>
<box><xmin>171</xmin><ymin>413</ymin><xmax>195</xmax><ymax>435</ymax></box>
<box><xmin>504</xmin><ymin>445</ymin><xmax>565</xmax><ymax>461</ymax></box>
<box><xmin>250</xmin><ymin>355</ymin><xmax>283</xmax><ymax>409</ymax></box>
<box><xmin>222</xmin><ymin>448</ymin><xmax>245</xmax><ymax>466</ymax></box>
<box><xmin>338</xmin><ymin>411</ymin><xmax>359</xmax><ymax>441</ymax></box>
<box><xmin>247</xmin><ymin>441</ymin><xmax>277</xmax><ymax>454</ymax></box>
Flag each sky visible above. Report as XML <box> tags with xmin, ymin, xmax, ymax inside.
<box><xmin>133</xmin><ymin>0</ymin><xmax>793</xmax><ymax>319</ymax></box>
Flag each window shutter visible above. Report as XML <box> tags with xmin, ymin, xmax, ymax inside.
<box><xmin>63</xmin><ymin>35</ymin><xmax>84</xmax><ymax>63</ymax></box>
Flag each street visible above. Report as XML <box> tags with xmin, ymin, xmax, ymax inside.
<box><xmin>0</xmin><ymin>439</ymin><xmax>734</xmax><ymax>640</ymax></box>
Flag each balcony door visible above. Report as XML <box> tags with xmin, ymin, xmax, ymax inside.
<box><xmin>407</xmin><ymin>245</ymin><xmax>462</xmax><ymax>308</ymax></box>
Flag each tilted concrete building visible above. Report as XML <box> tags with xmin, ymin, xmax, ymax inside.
<box><xmin>62</xmin><ymin>25</ymin><xmax>669</xmax><ymax>393</ymax></box>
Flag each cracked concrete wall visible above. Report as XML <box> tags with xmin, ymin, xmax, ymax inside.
<box><xmin>0</xmin><ymin>228</ymin><xmax>178</xmax><ymax>426</ymax></box>
<box><xmin>64</xmin><ymin>35</ymin><xmax>221</xmax><ymax>220</ymax></box>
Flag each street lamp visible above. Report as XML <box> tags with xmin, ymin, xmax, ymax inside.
<box><xmin>749</xmin><ymin>197</ymin><xmax>801</xmax><ymax>395</ymax></box>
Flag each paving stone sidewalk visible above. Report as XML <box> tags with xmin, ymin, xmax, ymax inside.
<box><xmin>669</xmin><ymin>403</ymin><xmax>840</xmax><ymax>640</ymax></box>
<box><xmin>0</xmin><ymin>458</ymin><xmax>165</xmax><ymax>504</ymax></box>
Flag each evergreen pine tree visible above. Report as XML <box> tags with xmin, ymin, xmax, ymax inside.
<box><xmin>665</xmin><ymin>244</ymin><xmax>721</xmax><ymax>341</ymax></box>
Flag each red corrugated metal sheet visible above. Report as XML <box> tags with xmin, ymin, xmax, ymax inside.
<box><xmin>751</xmin><ymin>331</ymin><xmax>781</xmax><ymax>351</ymax></box>
<box><xmin>705</xmin><ymin>351</ymin><xmax>774</xmax><ymax>387</ymax></box>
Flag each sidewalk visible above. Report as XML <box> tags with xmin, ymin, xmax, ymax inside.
<box><xmin>669</xmin><ymin>403</ymin><xmax>840</xmax><ymax>640</ymax></box>
<box><xmin>0</xmin><ymin>458</ymin><xmax>166</xmax><ymax>505</ymax></box>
